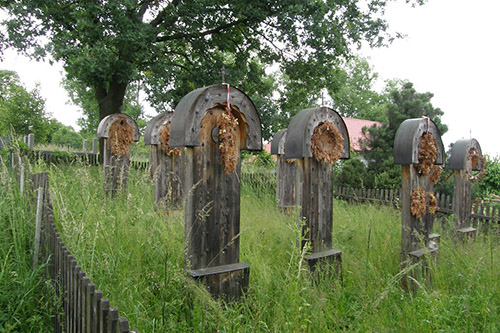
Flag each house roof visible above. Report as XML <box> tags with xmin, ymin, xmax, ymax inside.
<box><xmin>343</xmin><ymin>117</ymin><xmax>381</xmax><ymax>152</ymax></box>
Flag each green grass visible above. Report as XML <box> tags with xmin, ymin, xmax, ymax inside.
<box><xmin>4</xmin><ymin>162</ymin><xmax>499</xmax><ymax>332</ymax></box>
<box><xmin>0</xmin><ymin>164</ymin><xmax>56</xmax><ymax>332</ymax></box>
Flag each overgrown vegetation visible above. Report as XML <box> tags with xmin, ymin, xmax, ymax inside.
<box><xmin>38</xmin><ymin>164</ymin><xmax>498</xmax><ymax>332</ymax></box>
<box><xmin>0</xmin><ymin>164</ymin><xmax>56</xmax><ymax>331</ymax></box>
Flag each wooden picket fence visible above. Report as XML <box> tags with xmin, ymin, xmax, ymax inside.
<box><xmin>30</xmin><ymin>172</ymin><xmax>137</xmax><ymax>332</ymax></box>
<box><xmin>334</xmin><ymin>186</ymin><xmax>499</xmax><ymax>234</ymax></box>
<box><xmin>26</xmin><ymin>150</ymin><xmax>149</xmax><ymax>170</ymax></box>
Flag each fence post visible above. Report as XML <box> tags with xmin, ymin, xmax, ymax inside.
<box><xmin>27</xmin><ymin>133</ymin><xmax>34</xmax><ymax>149</ymax></box>
<box><xmin>33</xmin><ymin>186</ymin><xmax>44</xmax><ymax>270</ymax></box>
<box><xmin>82</xmin><ymin>139</ymin><xmax>88</xmax><ymax>153</ymax></box>
<box><xmin>284</xmin><ymin>106</ymin><xmax>350</xmax><ymax>277</ymax></box>
<box><xmin>169</xmin><ymin>84</ymin><xmax>261</xmax><ymax>301</ymax></box>
<box><xmin>394</xmin><ymin>118</ymin><xmax>445</xmax><ymax>293</ymax></box>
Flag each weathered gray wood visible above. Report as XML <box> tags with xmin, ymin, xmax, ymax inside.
<box><xmin>187</xmin><ymin>262</ymin><xmax>250</xmax><ymax>302</ymax></box>
<box><xmin>94</xmin><ymin>290</ymin><xmax>103</xmax><ymax>333</ymax></box>
<box><xmin>179</xmin><ymin>103</ymin><xmax>255</xmax><ymax>301</ymax></box>
<box><xmin>82</xmin><ymin>139</ymin><xmax>88</xmax><ymax>153</ymax></box>
<box><xmin>153</xmin><ymin>148</ymin><xmax>185</xmax><ymax>210</ymax></box>
<box><xmin>100</xmin><ymin>298</ymin><xmax>110</xmax><ymax>333</ymax></box>
<box><xmin>108</xmin><ymin>308</ymin><xmax>119</xmax><ymax>332</ymax></box>
<box><xmin>86</xmin><ymin>283</ymin><xmax>95</xmax><ymax>333</ymax></box>
<box><xmin>275</xmin><ymin>155</ymin><xmax>297</xmax><ymax>211</ymax></box>
<box><xmin>33</xmin><ymin>186</ymin><xmax>44</xmax><ymax>269</ymax></box>
<box><xmin>118</xmin><ymin>318</ymin><xmax>130</xmax><ymax>333</ymax></box>
<box><xmin>103</xmin><ymin>139</ymin><xmax>131</xmax><ymax>196</ymax></box>
<box><xmin>185</xmin><ymin>109</ymin><xmax>242</xmax><ymax>270</ymax></box>
<box><xmin>298</xmin><ymin>157</ymin><xmax>334</xmax><ymax>252</ymax></box>
<box><xmin>27</xmin><ymin>133</ymin><xmax>34</xmax><ymax>149</ymax></box>
<box><xmin>92</xmin><ymin>138</ymin><xmax>98</xmax><ymax>154</ymax></box>
<box><xmin>453</xmin><ymin>168</ymin><xmax>473</xmax><ymax>231</ymax></box>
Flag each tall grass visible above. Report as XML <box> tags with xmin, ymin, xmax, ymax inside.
<box><xmin>40</xmin><ymin>165</ymin><xmax>500</xmax><ymax>331</ymax></box>
<box><xmin>0</xmin><ymin>162</ymin><xmax>55</xmax><ymax>331</ymax></box>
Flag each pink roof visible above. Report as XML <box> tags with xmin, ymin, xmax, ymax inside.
<box><xmin>342</xmin><ymin>118</ymin><xmax>381</xmax><ymax>152</ymax></box>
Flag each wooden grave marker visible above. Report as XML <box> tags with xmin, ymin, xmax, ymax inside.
<box><xmin>449</xmin><ymin>138</ymin><xmax>484</xmax><ymax>238</ymax></box>
<box><xmin>144</xmin><ymin>113</ymin><xmax>185</xmax><ymax>210</ymax></box>
<box><xmin>169</xmin><ymin>84</ymin><xmax>262</xmax><ymax>301</ymax></box>
<box><xmin>270</xmin><ymin>129</ymin><xmax>297</xmax><ymax>213</ymax></box>
<box><xmin>393</xmin><ymin>117</ymin><xmax>445</xmax><ymax>292</ymax></box>
<box><xmin>97</xmin><ymin>114</ymin><xmax>139</xmax><ymax>196</ymax></box>
<box><xmin>284</xmin><ymin>107</ymin><xmax>350</xmax><ymax>276</ymax></box>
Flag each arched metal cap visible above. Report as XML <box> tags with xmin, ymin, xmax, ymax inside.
<box><xmin>393</xmin><ymin>118</ymin><xmax>445</xmax><ymax>165</ymax></box>
<box><xmin>284</xmin><ymin>107</ymin><xmax>350</xmax><ymax>160</ymax></box>
<box><xmin>96</xmin><ymin>113</ymin><xmax>140</xmax><ymax>141</ymax></box>
<box><xmin>449</xmin><ymin>138</ymin><xmax>483</xmax><ymax>170</ymax></box>
<box><xmin>270</xmin><ymin>129</ymin><xmax>287</xmax><ymax>155</ymax></box>
<box><xmin>169</xmin><ymin>84</ymin><xmax>262</xmax><ymax>151</ymax></box>
<box><xmin>144</xmin><ymin>112</ymin><xmax>174</xmax><ymax>145</ymax></box>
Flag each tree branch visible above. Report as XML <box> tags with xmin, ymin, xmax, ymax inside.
<box><xmin>156</xmin><ymin>17</ymin><xmax>250</xmax><ymax>42</ymax></box>
<box><xmin>150</xmin><ymin>0</ymin><xmax>180</xmax><ymax>27</ymax></box>
<box><xmin>137</xmin><ymin>0</ymin><xmax>154</xmax><ymax>19</ymax></box>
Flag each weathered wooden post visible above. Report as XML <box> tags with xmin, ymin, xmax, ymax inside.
<box><xmin>169</xmin><ymin>84</ymin><xmax>261</xmax><ymax>301</ymax></box>
<box><xmin>82</xmin><ymin>139</ymin><xmax>88</xmax><ymax>153</ymax></box>
<box><xmin>449</xmin><ymin>138</ymin><xmax>484</xmax><ymax>238</ymax></box>
<box><xmin>91</xmin><ymin>138</ymin><xmax>98</xmax><ymax>155</ymax></box>
<box><xmin>284</xmin><ymin>107</ymin><xmax>350</xmax><ymax>275</ymax></box>
<box><xmin>270</xmin><ymin>129</ymin><xmax>297</xmax><ymax>212</ymax></box>
<box><xmin>393</xmin><ymin>118</ymin><xmax>445</xmax><ymax>292</ymax></box>
<box><xmin>97</xmin><ymin>114</ymin><xmax>139</xmax><ymax>196</ymax></box>
<box><xmin>144</xmin><ymin>113</ymin><xmax>185</xmax><ymax>210</ymax></box>
<box><xmin>27</xmin><ymin>133</ymin><xmax>34</xmax><ymax>149</ymax></box>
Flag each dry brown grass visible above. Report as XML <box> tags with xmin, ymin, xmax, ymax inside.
<box><xmin>410</xmin><ymin>188</ymin><xmax>426</xmax><ymax>219</ymax></box>
<box><xmin>429</xmin><ymin>165</ymin><xmax>442</xmax><ymax>185</ymax></box>
<box><xmin>428</xmin><ymin>192</ymin><xmax>439</xmax><ymax>215</ymax></box>
<box><xmin>109</xmin><ymin>119</ymin><xmax>134</xmax><ymax>156</ymax></box>
<box><xmin>159</xmin><ymin>121</ymin><xmax>183</xmax><ymax>157</ymax></box>
<box><xmin>217</xmin><ymin>111</ymin><xmax>239</xmax><ymax>174</ymax></box>
<box><xmin>415</xmin><ymin>132</ymin><xmax>437</xmax><ymax>176</ymax></box>
<box><xmin>310</xmin><ymin>121</ymin><xmax>343</xmax><ymax>164</ymax></box>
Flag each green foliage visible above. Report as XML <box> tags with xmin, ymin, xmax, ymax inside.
<box><xmin>1</xmin><ymin>0</ymin><xmax>410</xmax><ymax>137</ymax></box>
<box><xmin>50</xmin><ymin>124</ymin><xmax>83</xmax><ymax>149</ymax></box>
<box><xmin>334</xmin><ymin>155</ymin><xmax>371</xmax><ymax>188</ymax></box>
<box><xmin>0</xmin><ymin>168</ymin><xmax>56</xmax><ymax>331</ymax></box>
<box><xmin>329</xmin><ymin>57</ymin><xmax>387</xmax><ymax>122</ymax></box>
<box><xmin>360</xmin><ymin>81</ymin><xmax>448</xmax><ymax>186</ymax></box>
<box><xmin>64</xmin><ymin>78</ymin><xmax>147</xmax><ymax>135</ymax></box>
<box><xmin>474</xmin><ymin>155</ymin><xmax>500</xmax><ymax>198</ymax></box>
<box><xmin>0</xmin><ymin>70</ymin><xmax>52</xmax><ymax>141</ymax></box>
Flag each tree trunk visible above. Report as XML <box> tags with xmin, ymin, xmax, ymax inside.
<box><xmin>95</xmin><ymin>79</ymin><xmax>128</xmax><ymax>162</ymax></box>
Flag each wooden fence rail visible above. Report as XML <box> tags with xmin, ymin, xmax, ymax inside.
<box><xmin>30</xmin><ymin>172</ymin><xmax>137</xmax><ymax>332</ymax></box>
<box><xmin>334</xmin><ymin>186</ymin><xmax>499</xmax><ymax>235</ymax></box>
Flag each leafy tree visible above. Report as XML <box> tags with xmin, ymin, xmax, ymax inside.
<box><xmin>1</xmin><ymin>0</ymin><xmax>423</xmax><ymax>137</ymax></box>
<box><xmin>50</xmin><ymin>124</ymin><xmax>83</xmax><ymax>149</ymax></box>
<box><xmin>63</xmin><ymin>78</ymin><xmax>146</xmax><ymax>135</ymax></box>
<box><xmin>329</xmin><ymin>57</ymin><xmax>386</xmax><ymax>122</ymax></box>
<box><xmin>361</xmin><ymin>81</ymin><xmax>448</xmax><ymax>188</ymax></box>
<box><xmin>334</xmin><ymin>156</ymin><xmax>371</xmax><ymax>188</ymax></box>
<box><xmin>474</xmin><ymin>156</ymin><xmax>500</xmax><ymax>198</ymax></box>
<box><xmin>0</xmin><ymin>70</ymin><xmax>52</xmax><ymax>141</ymax></box>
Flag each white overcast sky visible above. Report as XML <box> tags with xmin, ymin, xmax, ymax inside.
<box><xmin>1</xmin><ymin>0</ymin><xmax>499</xmax><ymax>156</ymax></box>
